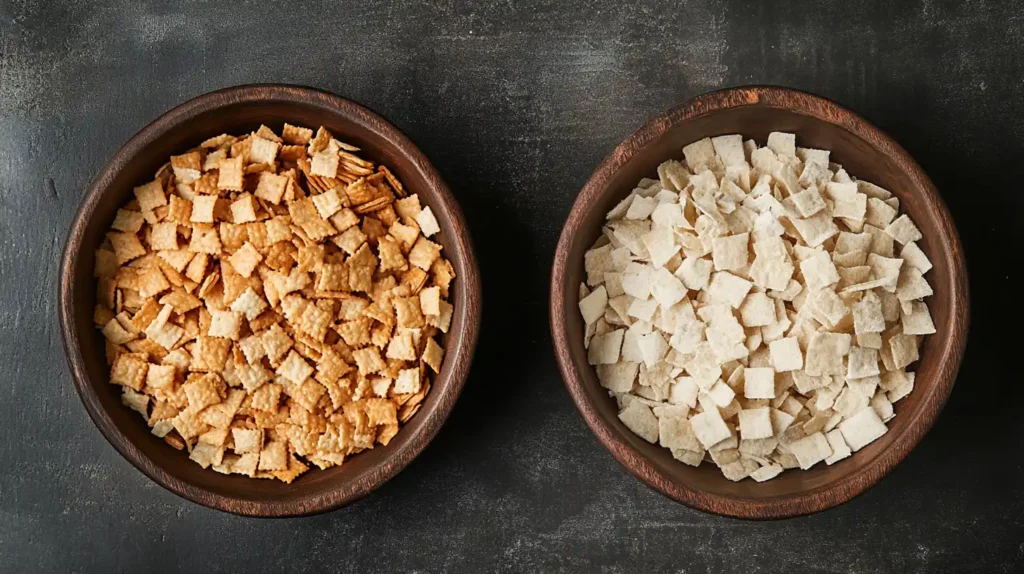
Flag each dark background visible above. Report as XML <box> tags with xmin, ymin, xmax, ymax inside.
<box><xmin>2</xmin><ymin>0</ymin><xmax>1022</xmax><ymax>572</ymax></box>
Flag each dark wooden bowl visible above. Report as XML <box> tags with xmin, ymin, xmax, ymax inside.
<box><xmin>550</xmin><ymin>86</ymin><xmax>968</xmax><ymax>519</ymax></box>
<box><xmin>58</xmin><ymin>85</ymin><xmax>481</xmax><ymax>517</ymax></box>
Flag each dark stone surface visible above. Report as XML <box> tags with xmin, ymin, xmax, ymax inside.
<box><xmin>1</xmin><ymin>0</ymin><xmax>1022</xmax><ymax>572</ymax></box>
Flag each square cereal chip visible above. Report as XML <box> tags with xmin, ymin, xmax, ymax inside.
<box><xmin>232</xmin><ymin>428</ymin><xmax>263</xmax><ymax>454</ymax></box>
<box><xmin>217</xmin><ymin>156</ymin><xmax>244</xmax><ymax>190</ymax></box>
<box><xmin>277</xmin><ymin>350</ymin><xmax>315</xmax><ymax>385</ymax></box>
<box><xmin>352</xmin><ymin>346</ymin><xmax>386</xmax><ymax>375</ymax></box>
<box><xmin>377</xmin><ymin>237</ymin><xmax>407</xmax><ymax>272</ymax></box>
<box><xmin>336</xmin><ymin>318</ymin><xmax>372</xmax><ymax>347</ymax></box>
<box><xmin>225</xmin><ymin>243</ymin><xmax>261</xmax><ymax>280</ymax></box>
<box><xmin>385</xmin><ymin>329</ymin><xmax>418</xmax><ymax>361</ymax></box>
<box><xmin>297</xmin><ymin>302</ymin><xmax>332</xmax><ymax>341</ymax></box>
<box><xmin>311</xmin><ymin>188</ymin><xmax>343</xmax><ymax>219</ymax></box>
<box><xmin>347</xmin><ymin>244</ymin><xmax>377</xmax><ymax>293</ymax></box>
<box><xmin>248</xmin><ymin>136</ymin><xmax>280</xmax><ymax>165</ymax></box>
<box><xmin>111</xmin><ymin>209</ymin><xmax>145</xmax><ymax>233</ymax></box>
<box><xmin>108</xmin><ymin>232</ymin><xmax>147</xmax><ymax>265</ymax></box>
<box><xmin>184</xmin><ymin>373</ymin><xmax>225</xmax><ymax>412</ymax></box>
<box><xmin>394</xmin><ymin>195</ymin><xmax>422</xmax><ymax>220</ymax></box>
<box><xmin>394</xmin><ymin>367</ymin><xmax>421</xmax><ymax>394</ymax></box>
<box><xmin>258</xmin><ymin>441</ymin><xmax>288</xmax><ymax>471</ymax></box>
<box><xmin>230</xmin><ymin>193</ymin><xmax>258</xmax><ymax>224</ymax></box>
<box><xmin>288</xmin><ymin>198</ymin><xmax>336</xmax><ymax>241</ymax></box>
<box><xmin>191</xmin><ymin>336</ymin><xmax>231</xmax><ymax>371</ymax></box>
<box><xmin>148</xmin><ymin>222</ymin><xmax>179</xmax><ymax>251</ymax></box>
<box><xmin>110</xmin><ymin>353</ymin><xmax>149</xmax><ymax>390</ymax></box>
<box><xmin>422</xmin><ymin>337</ymin><xmax>444</xmax><ymax>373</ymax></box>
<box><xmin>419</xmin><ymin>286</ymin><xmax>441</xmax><ymax>316</ymax></box>
<box><xmin>282</xmin><ymin>123</ymin><xmax>313</xmax><ymax>145</ymax></box>
<box><xmin>133</xmin><ymin>180</ymin><xmax>167</xmax><ymax>212</ymax></box>
<box><xmin>229</xmin><ymin>287</ymin><xmax>267</xmax><ymax>321</ymax></box>
<box><xmin>415</xmin><ymin>206</ymin><xmax>441</xmax><ymax>237</ymax></box>
<box><xmin>255</xmin><ymin>172</ymin><xmax>290</xmax><ymax>205</ymax></box>
<box><xmin>393</xmin><ymin>297</ymin><xmax>425</xmax><ymax>329</ymax></box>
<box><xmin>208</xmin><ymin>310</ymin><xmax>243</xmax><ymax>340</ymax></box>
<box><xmin>310</xmin><ymin>150</ymin><xmax>340</xmax><ymax>178</ymax></box>
<box><xmin>329</xmin><ymin>208</ymin><xmax>360</xmax><ymax>234</ymax></box>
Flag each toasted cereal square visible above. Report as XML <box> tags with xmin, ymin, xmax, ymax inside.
<box><xmin>711</xmin><ymin>233</ymin><xmax>749</xmax><ymax>272</ymax></box>
<box><xmin>901</xmin><ymin>301</ymin><xmax>936</xmax><ymax>335</ymax></box>
<box><xmin>889</xmin><ymin>333</ymin><xmax>920</xmax><ymax>369</ymax></box>
<box><xmin>315</xmin><ymin>263</ymin><xmax>348</xmax><ymax>292</ymax></box>
<box><xmin>415</xmin><ymin>206</ymin><xmax>441</xmax><ymax>238</ymax></box>
<box><xmin>297</xmin><ymin>302</ymin><xmax>332</xmax><ymax>341</ymax></box>
<box><xmin>218</xmin><ymin>156</ymin><xmax>244</xmax><ymax>190</ymax></box>
<box><xmin>386</xmin><ymin>329</ymin><xmax>418</xmax><ymax>361</ymax></box>
<box><xmin>800</xmin><ymin>251</ymin><xmax>840</xmax><ymax>292</ymax></box>
<box><xmin>422</xmin><ymin>337</ymin><xmax>445</xmax><ymax>373</ymax></box>
<box><xmin>805</xmin><ymin>332</ymin><xmax>852</xmax><ymax>376</ymax></box>
<box><xmin>255</xmin><ymin>172</ymin><xmax>289</xmax><ymax>204</ymax></box>
<box><xmin>739</xmin><ymin>292</ymin><xmax>775</xmax><ymax>327</ymax></box>
<box><xmin>675</xmin><ymin>256</ymin><xmax>712</xmax><ymax>291</ymax></box>
<box><xmin>394</xmin><ymin>367</ymin><xmax>421</xmax><ymax>394</ymax></box>
<box><xmin>282</xmin><ymin>123</ymin><xmax>313</xmax><ymax>145</ymax></box>
<box><xmin>852</xmin><ymin>290</ymin><xmax>885</xmax><ymax>334</ymax></box>
<box><xmin>419</xmin><ymin>286</ymin><xmax>442</xmax><ymax>317</ymax></box>
<box><xmin>224</xmin><ymin>242</ymin><xmax>261</xmax><ymax>279</ymax></box>
<box><xmin>134</xmin><ymin>180</ymin><xmax>167</xmax><ymax>212</ymax></box>
<box><xmin>377</xmin><ymin>236</ymin><xmax>407</xmax><ymax>272</ymax></box>
<box><xmin>618</xmin><ymin>401</ymin><xmax>659</xmax><ymax>443</ymax></box>
<box><xmin>766</xmin><ymin>132</ymin><xmax>796</xmax><ymax>156</ymax></box>
<box><xmin>899</xmin><ymin>243</ymin><xmax>932</xmax><ymax>275</ymax></box>
<box><xmin>230</xmin><ymin>193</ymin><xmax>258</xmax><ymax>224</ymax></box>
<box><xmin>208</xmin><ymin>310</ymin><xmax>243</xmax><ymax>340</ymax></box>
<box><xmin>393</xmin><ymin>296</ymin><xmax>425</xmax><ymax>329</ymax></box>
<box><xmin>190</xmin><ymin>195</ymin><xmax>217</xmax><ymax>224</ymax></box>
<box><xmin>231</xmin><ymin>428</ymin><xmax>263</xmax><ymax>455</ymax></box>
<box><xmin>183</xmin><ymin>373</ymin><xmax>224</xmax><ymax>412</ymax></box>
<box><xmin>394</xmin><ymin>195</ymin><xmax>422</xmax><ymax>220</ymax></box>
<box><xmin>145</xmin><ymin>317</ymin><xmax>184</xmax><ymax>350</ymax></box>
<box><xmin>110</xmin><ymin>353</ymin><xmax>149</xmax><ymax>390</ymax></box>
<box><xmin>767</xmin><ymin>337</ymin><xmax>802</xmax><ymax>372</ymax></box>
<box><xmin>690</xmin><ymin>408</ymin><xmax>732</xmax><ymax>448</ymax></box>
<box><xmin>102</xmin><ymin>318</ymin><xmax>136</xmax><ymax>345</ymax></box>
<box><xmin>884</xmin><ymin>214</ymin><xmax>923</xmax><ymax>245</ymax></box>
<box><xmin>311</xmin><ymin>149</ymin><xmax>340</xmax><ymax>178</ymax></box>
<box><xmin>229</xmin><ymin>287</ymin><xmax>267</xmax><ymax>321</ymax></box>
<box><xmin>352</xmin><ymin>346</ymin><xmax>386</xmax><ymax>375</ymax></box>
<box><xmin>334</xmin><ymin>226</ymin><xmax>367</xmax><ymax>255</ymax></box>
<box><xmin>847</xmin><ymin>346</ymin><xmax>880</xmax><ymax>380</ymax></box>
<box><xmin>789</xmin><ymin>432</ymin><xmax>832</xmax><ymax>469</ymax></box>
<box><xmin>790</xmin><ymin>186</ymin><xmax>826</xmax><ymax>217</ymax></box>
<box><xmin>896</xmin><ymin>266</ymin><xmax>934</xmax><ymax>302</ymax></box>
<box><xmin>108</xmin><ymin>232</ymin><xmax>147</xmax><ymax>265</ymax></box>
<box><xmin>824</xmin><ymin>429</ymin><xmax>852</xmax><ymax>465</ymax></box>
<box><xmin>258</xmin><ymin>441</ymin><xmax>288</xmax><ymax>471</ymax></box>
<box><xmin>112</xmin><ymin>209</ymin><xmax>145</xmax><ymax>233</ymax></box>
<box><xmin>148</xmin><ymin>222</ymin><xmax>178</xmax><ymax>251</ymax></box>
<box><xmin>191</xmin><ymin>336</ymin><xmax>231</xmax><ymax>371</ymax></box>
<box><xmin>707</xmin><ymin>271</ymin><xmax>753</xmax><ymax>309</ymax></box>
<box><xmin>408</xmin><ymin>237</ymin><xmax>442</xmax><ymax>271</ymax></box>
<box><xmin>248</xmin><ymin>136</ymin><xmax>280</xmax><ymax>165</ymax></box>
<box><xmin>738</xmin><ymin>407</ymin><xmax>773</xmax><ymax>440</ymax></box>
<box><xmin>838</xmin><ymin>407</ymin><xmax>888</xmax><ymax>451</ymax></box>
<box><xmin>812</xmin><ymin>288</ymin><xmax>848</xmax><ymax>327</ymax></box>
<box><xmin>121</xmin><ymin>387</ymin><xmax>149</xmax><ymax>415</ymax></box>
<box><xmin>311</xmin><ymin>188</ymin><xmax>343</xmax><ymax>219</ymax></box>
<box><xmin>743</xmin><ymin>367</ymin><xmax>775</xmax><ymax>399</ymax></box>
<box><xmin>277</xmin><ymin>350</ymin><xmax>314</xmax><ymax>384</ymax></box>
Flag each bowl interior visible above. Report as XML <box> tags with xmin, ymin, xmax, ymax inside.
<box><xmin>560</xmin><ymin>103</ymin><xmax>957</xmax><ymax>505</ymax></box>
<box><xmin>64</xmin><ymin>90</ymin><xmax>475</xmax><ymax>513</ymax></box>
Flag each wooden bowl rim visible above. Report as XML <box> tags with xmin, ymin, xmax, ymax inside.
<box><xmin>58</xmin><ymin>84</ymin><xmax>482</xmax><ymax>517</ymax></box>
<box><xmin>550</xmin><ymin>85</ymin><xmax>969</xmax><ymax>519</ymax></box>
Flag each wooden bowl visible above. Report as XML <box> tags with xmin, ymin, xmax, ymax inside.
<box><xmin>58</xmin><ymin>85</ymin><xmax>481</xmax><ymax>516</ymax></box>
<box><xmin>550</xmin><ymin>86</ymin><xmax>968</xmax><ymax>519</ymax></box>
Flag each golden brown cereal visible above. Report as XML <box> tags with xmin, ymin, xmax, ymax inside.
<box><xmin>94</xmin><ymin>124</ymin><xmax>453</xmax><ymax>482</ymax></box>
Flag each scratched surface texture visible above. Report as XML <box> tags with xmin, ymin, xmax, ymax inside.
<box><xmin>1</xmin><ymin>0</ymin><xmax>1022</xmax><ymax>572</ymax></box>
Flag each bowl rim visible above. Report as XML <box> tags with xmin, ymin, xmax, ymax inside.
<box><xmin>549</xmin><ymin>85</ymin><xmax>969</xmax><ymax>519</ymax></box>
<box><xmin>58</xmin><ymin>84</ymin><xmax>482</xmax><ymax>517</ymax></box>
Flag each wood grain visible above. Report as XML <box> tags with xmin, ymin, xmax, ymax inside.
<box><xmin>57</xmin><ymin>85</ymin><xmax>482</xmax><ymax>517</ymax></box>
<box><xmin>549</xmin><ymin>86</ymin><xmax>969</xmax><ymax>519</ymax></box>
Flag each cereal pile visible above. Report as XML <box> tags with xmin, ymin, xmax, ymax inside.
<box><xmin>579</xmin><ymin>133</ymin><xmax>934</xmax><ymax>481</ymax></box>
<box><xmin>94</xmin><ymin>123</ymin><xmax>454</xmax><ymax>482</ymax></box>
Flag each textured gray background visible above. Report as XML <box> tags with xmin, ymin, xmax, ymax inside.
<box><xmin>1</xmin><ymin>0</ymin><xmax>1022</xmax><ymax>572</ymax></box>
